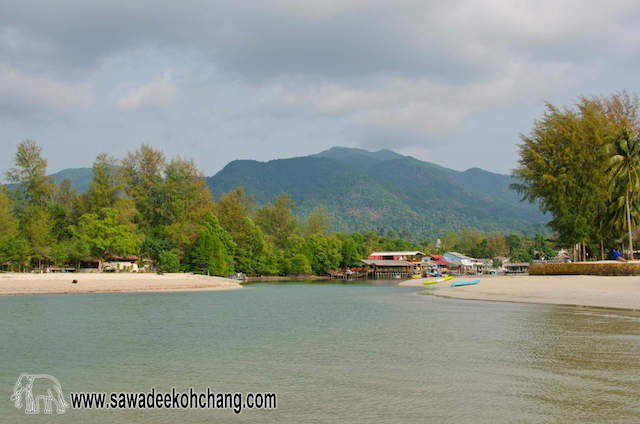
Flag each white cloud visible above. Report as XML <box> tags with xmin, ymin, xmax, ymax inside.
<box><xmin>116</xmin><ymin>70</ymin><xmax>180</xmax><ymax>111</ymax></box>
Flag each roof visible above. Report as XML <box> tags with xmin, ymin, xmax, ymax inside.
<box><xmin>360</xmin><ymin>259</ymin><xmax>413</xmax><ymax>267</ymax></box>
<box><xmin>369</xmin><ymin>251</ymin><xmax>426</xmax><ymax>257</ymax></box>
<box><xmin>616</xmin><ymin>225</ymin><xmax>640</xmax><ymax>243</ymax></box>
<box><xmin>434</xmin><ymin>259</ymin><xmax>452</xmax><ymax>266</ymax></box>
<box><xmin>430</xmin><ymin>254</ymin><xmax>444</xmax><ymax>259</ymax></box>
<box><xmin>506</xmin><ymin>262</ymin><xmax>530</xmax><ymax>267</ymax></box>
<box><xmin>445</xmin><ymin>252</ymin><xmax>473</xmax><ymax>260</ymax></box>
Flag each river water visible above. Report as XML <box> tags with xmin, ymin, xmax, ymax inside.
<box><xmin>1</xmin><ymin>282</ymin><xmax>639</xmax><ymax>422</ymax></box>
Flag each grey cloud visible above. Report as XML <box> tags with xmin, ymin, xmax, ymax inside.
<box><xmin>2</xmin><ymin>0</ymin><xmax>640</xmax><ymax>178</ymax></box>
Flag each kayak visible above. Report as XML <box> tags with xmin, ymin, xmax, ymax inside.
<box><xmin>423</xmin><ymin>276</ymin><xmax>453</xmax><ymax>285</ymax></box>
<box><xmin>451</xmin><ymin>280</ymin><xmax>480</xmax><ymax>287</ymax></box>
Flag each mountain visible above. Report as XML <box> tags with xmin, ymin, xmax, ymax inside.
<box><xmin>49</xmin><ymin>168</ymin><xmax>93</xmax><ymax>193</ymax></box>
<box><xmin>41</xmin><ymin>147</ymin><xmax>547</xmax><ymax>239</ymax></box>
<box><xmin>207</xmin><ymin>147</ymin><xmax>548</xmax><ymax>238</ymax></box>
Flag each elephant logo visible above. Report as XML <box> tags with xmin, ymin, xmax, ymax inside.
<box><xmin>10</xmin><ymin>373</ymin><xmax>69</xmax><ymax>414</ymax></box>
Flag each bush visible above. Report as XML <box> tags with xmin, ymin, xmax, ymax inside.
<box><xmin>158</xmin><ymin>250</ymin><xmax>181</xmax><ymax>273</ymax></box>
<box><xmin>530</xmin><ymin>262</ymin><xmax>640</xmax><ymax>276</ymax></box>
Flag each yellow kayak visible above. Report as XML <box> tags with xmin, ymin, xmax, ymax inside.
<box><xmin>423</xmin><ymin>276</ymin><xmax>453</xmax><ymax>285</ymax></box>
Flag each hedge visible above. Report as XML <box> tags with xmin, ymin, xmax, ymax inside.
<box><xmin>530</xmin><ymin>262</ymin><xmax>640</xmax><ymax>276</ymax></box>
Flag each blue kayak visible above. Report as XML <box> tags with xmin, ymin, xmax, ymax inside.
<box><xmin>451</xmin><ymin>279</ymin><xmax>480</xmax><ymax>287</ymax></box>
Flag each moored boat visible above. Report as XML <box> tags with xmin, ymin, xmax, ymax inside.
<box><xmin>423</xmin><ymin>276</ymin><xmax>453</xmax><ymax>285</ymax></box>
<box><xmin>451</xmin><ymin>279</ymin><xmax>480</xmax><ymax>287</ymax></box>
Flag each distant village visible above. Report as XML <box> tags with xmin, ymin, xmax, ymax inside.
<box><xmin>328</xmin><ymin>250</ymin><xmax>572</xmax><ymax>280</ymax></box>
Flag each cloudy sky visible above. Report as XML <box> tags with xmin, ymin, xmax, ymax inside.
<box><xmin>1</xmin><ymin>0</ymin><xmax>639</xmax><ymax>178</ymax></box>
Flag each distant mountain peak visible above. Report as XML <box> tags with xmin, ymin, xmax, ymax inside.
<box><xmin>312</xmin><ymin>146</ymin><xmax>405</xmax><ymax>163</ymax></box>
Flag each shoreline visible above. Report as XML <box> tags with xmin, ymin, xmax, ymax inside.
<box><xmin>399</xmin><ymin>275</ymin><xmax>640</xmax><ymax>311</ymax></box>
<box><xmin>0</xmin><ymin>272</ymin><xmax>242</xmax><ymax>296</ymax></box>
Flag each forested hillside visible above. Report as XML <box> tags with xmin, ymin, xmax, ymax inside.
<box><xmin>207</xmin><ymin>147</ymin><xmax>548</xmax><ymax>238</ymax></box>
<box><xmin>43</xmin><ymin>147</ymin><xmax>548</xmax><ymax>239</ymax></box>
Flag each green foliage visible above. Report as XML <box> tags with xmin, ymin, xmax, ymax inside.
<box><xmin>5</xmin><ymin>139</ymin><xmax>56</xmax><ymax>210</ymax></box>
<box><xmin>531</xmin><ymin>234</ymin><xmax>556</xmax><ymax>260</ymax></box>
<box><xmin>22</xmin><ymin>206</ymin><xmax>54</xmax><ymax>263</ymax></box>
<box><xmin>207</xmin><ymin>153</ymin><xmax>547</xmax><ymax>241</ymax></box>
<box><xmin>606</xmin><ymin>127</ymin><xmax>640</xmax><ymax>257</ymax></box>
<box><xmin>304</xmin><ymin>234</ymin><xmax>342</xmax><ymax>274</ymax></box>
<box><xmin>304</xmin><ymin>207</ymin><xmax>328</xmax><ymax>237</ymax></box>
<box><xmin>438</xmin><ymin>232</ymin><xmax>460</xmax><ymax>253</ymax></box>
<box><xmin>0</xmin><ymin>235</ymin><xmax>30</xmax><ymax>271</ymax></box>
<box><xmin>120</xmin><ymin>144</ymin><xmax>166</xmax><ymax>232</ymax></box>
<box><xmin>158</xmin><ymin>250</ymin><xmax>181</xmax><ymax>273</ymax></box>
<box><xmin>3</xmin><ymin>141</ymin><xmax>561</xmax><ymax>274</ymax></box>
<box><xmin>50</xmin><ymin>242</ymin><xmax>70</xmax><ymax>268</ymax></box>
<box><xmin>185</xmin><ymin>230</ymin><xmax>227</xmax><ymax>276</ymax></box>
<box><xmin>216</xmin><ymin>186</ymin><xmax>254</xmax><ymax>236</ymax></box>
<box><xmin>82</xmin><ymin>153</ymin><xmax>122</xmax><ymax>213</ymax></box>
<box><xmin>70</xmin><ymin>208</ymin><xmax>141</xmax><ymax>261</ymax></box>
<box><xmin>512</xmin><ymin>91</ymin><xmax>640</xmax><ymax>258</ymax></box>
<box><xmin>162</xmin><ymin>157</ymin><xmax>214</xmax><ymax>226</ymax></box>
<box><xmin>254</xmin><ymin>191</ymin><xmax>298</xmax><ymax>249</ymax></box>
<box><xmin>340</xmin><ymin>237</ymin><xmax>360</xmax><ymax>267</ymax></box>
<box><xmin>141</xmin><ymin>226</ymin><xmax>175</xmax><ymax>263</ymax></box>
<box><xmin>0</xmin><ymin>187</ymin><xmax>18</xmax><ymax>239</ymax></box>
<box><xmin>203</xmin><ymin>213</ymin><xmax>236</xmax><ymax>274</ymax></box>
<box><xmin>287</xmin><ymin>254</ymin><xmax>312</xmax><ymax>275</ymax></box>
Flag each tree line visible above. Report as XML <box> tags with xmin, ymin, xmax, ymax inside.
<box><xmin>512</xmin><ymin>91</ymin><xmax>640</xmax><ymax>260</ymax></box>
<box><xmin>0</xmin><ymin>141</ymin><xmax>555</xmax><ymax>275</ymax></box>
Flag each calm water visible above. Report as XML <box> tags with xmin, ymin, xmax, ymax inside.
<box><xmin>1</xmin><ymin>282</ymin><xmax>640</xmax><ymax>423</ymax></box>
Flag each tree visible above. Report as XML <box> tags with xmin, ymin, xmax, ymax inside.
<box><xmin>340</xmin><ymin>237</ymin><xmax>360</xmax><ymax>267</ymax></box>
<box><xmin>438</xmin><ymin>232</ymin><xmax>460</xmax><ymax>253</ymax></box>
<box><xmin>0</xmin><ymin>187</ymin><xmax>18</xmax><ymax>239</ymax></box>
<box><xmin>254</xmin><ymin>191</ymin><xmax>298</xmax><ymax>249</ymax></box>
<box><xmin>5</xmin><ymin>139</ymin><xmax>55</xmax><ymax>210</ymax></box>
<box><xmin>304</xmin><ymin>207</ymin><xmax>329</xmax><ymax>237</ymax></box>
<box><xmin>23</xmin><ymin>207</ymin><xmax>54</xmax><ymax>269</ymax></box>
<box><xmin>203</xmin><ymin>213</ymin><xmax>236</xmax><ymax>274</ymax></box>
<box><xmin>511</xmin><ymin>93</ymin><xmax>639</xmax><ymax>257</ymax></box>
<box><xmin>185</xmin><ymin>230</ymin><xmax>227</xmax><ymax>276</ymax></box>
<box><xmin>216</xmin><ymin>187</ymin><xmax>254</xmax><ymax>237</ymax></box>
<box><xmin>53</xmin><ymin>178</ymin><xmax>78</xmax><ymax>210</ymax></box>
<box><xmin>158</xmin><ymin>250</ymin><xmax>181</xmax><ymax>273</ymax></box>
<box><xmin>121</xmin><ymin>144</ymin><xmax>166</xmax><ymax>232</ymax></box>
<box><xmin>607</xmin><ymin>127</ymin><xmax>640</xmax><ymax>258</ymax></box>
<box><xmin>485</xmin><ymin>232</ymin><xmax>507</xmax><ymax>259</ymax></box>
<box><xmin>0</xmin><ymin>235</ymin><xmax>30</xmax><ymax>272</ymax></box>
<box><xmin>304</xmin><ymin>234</ymin><xmax>342</xmax><ymax>274</ymax></box>
<box><xmin>50</xmin><ymin>241</ymin><xmax>70</xmax><ymax>269</ymax></box>
<box><xmin>458</xmin><ymin>228</ymin><xmax>485</xmax><ymax>256</ymax></box>
<box><xmin>70</xmin><ymin>208</ymin><xmax>141</xmax><ymax>269</ymax></box>
<box><xmin>82</xmin><ymin>153</ymin><xmax>122</xmax><ymax>213</ymax></box>
<box><xmin>162</xmin><ymin>156</ymin><xmax>214</xmax><ymax>226</ymax></box>
<box><xmin>287</xmin><ymin>254</ymin><xmax>312</xmax><ymax>275</ymax></box>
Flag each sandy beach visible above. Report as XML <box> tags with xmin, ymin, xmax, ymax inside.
<box><xmin>400</xmin><ymin>275</ymin><xmax>640</xmax><ymax>310</ymax></box>
<box><xmin>0</xmin><ymin>272</ymin><xmax>242</xmax><ymax>296</ymax></box>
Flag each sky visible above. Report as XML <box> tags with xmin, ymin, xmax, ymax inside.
<box><xmin>1</xmin><ymin>0</ymin><xmax>640</xmax><ymax>178</ymax></box>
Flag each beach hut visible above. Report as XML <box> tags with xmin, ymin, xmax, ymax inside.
<box><xmin>359</xmin><ymin>259</ymin><xmax>413</xmax><ymax>279</ymax></box>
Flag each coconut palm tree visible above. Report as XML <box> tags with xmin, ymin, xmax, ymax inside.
<box><xmin>607</xmin><ymin>127</ymin><xmax>640</xmax><ymax>259</ymax></box>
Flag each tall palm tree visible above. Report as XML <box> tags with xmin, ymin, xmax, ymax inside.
<box><xmin>607</xmin><ymin>127</ymin><xmax>640</xmax><ymax>259</ymax></box>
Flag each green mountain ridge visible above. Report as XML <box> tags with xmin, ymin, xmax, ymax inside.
<box><xmin>207</xmin><ymin>147</ymin><xmax>548</xmax><ymax>238</ymax></box>
<box><xmin>41</xmin><ymin>147</ymin><xmax>548</xmax><ymax>239</ymax></box>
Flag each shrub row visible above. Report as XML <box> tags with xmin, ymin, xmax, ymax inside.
<box><xmin>530</xmin><ymin>262</ymin><xmax>640</xmax><ymax>276</ymax></box>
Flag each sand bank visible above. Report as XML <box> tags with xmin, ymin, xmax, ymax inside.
<box><xmin>0</xmin><ymin>272</ymin><xmax>242</xmax><ymax>296</ymax></box>
<box><xmin>400</xmin><ymin>275</ymin><xmax>640</xmax><ymax>310</ymax></box>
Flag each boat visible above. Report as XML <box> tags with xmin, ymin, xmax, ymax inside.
<box><xmin>451</xmin><ymin>279</ymin><xmax>480</xmax><ymax>287</ymax></box>
<box><xmin>392</xmin><ymin>274</ymin><xmax>401</xmax><ymax>279</ymax></box>
<box><xmin>423</xmin><ymin>276</ymin><xmax>453</xmax><ymax>285</ymax></box>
